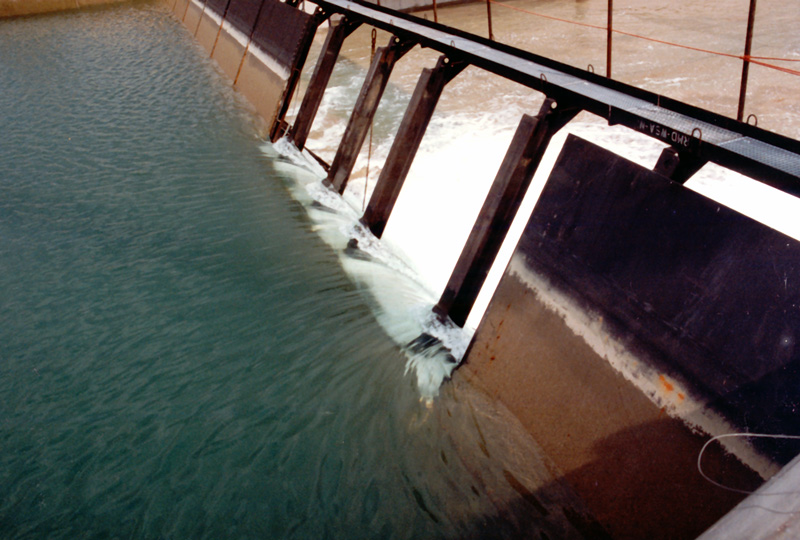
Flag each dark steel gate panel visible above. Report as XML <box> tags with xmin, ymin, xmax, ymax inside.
<box><xmin>224</xmin><ymin>0</ymin><xmax>262</xmax><ymax>34</ymax></box>
<box><xmin>252</xmin><ymin>0</ymin><xmax>314</xmax><ymax>72</ymax></box>
<box><xmin>204</xmin><ymin>0</ymin><xmax>228</xmax><ymax>17</ymax></box>
<box><xmin>520</xmin><ymin>134</ymin><xmax>800</xmax><ymax>462</ymax></box>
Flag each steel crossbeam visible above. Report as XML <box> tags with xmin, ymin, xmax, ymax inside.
<box><xmin>308</xmin><ymin>0</ymin><xmax>800</xmax><ymax>196</ymax></box>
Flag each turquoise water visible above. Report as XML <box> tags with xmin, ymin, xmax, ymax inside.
<box><xmin>0</xmin><ymin>3</ymin><xmax>595</xmax><ymax>538</ymax></box>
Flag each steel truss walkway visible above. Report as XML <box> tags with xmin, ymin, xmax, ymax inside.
<box><xmin>285</xmin><ymin>0</ymin><xmax>800</xmax><ymax>327</ymax></box>
<box><xmin>299</xmin><ymin>0</ymin><xmax>800</xmax><ymax>195</ymax></box>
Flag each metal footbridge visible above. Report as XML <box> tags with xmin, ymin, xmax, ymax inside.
<box><xmin>282</xmin><ymin>0</ymin><xmax>800</xmax><ymax>327</ymax></box>
<box><xmin>294</xmin><ymin>0</ymin><xmax>800</xmax><ymax>195</ymax></box>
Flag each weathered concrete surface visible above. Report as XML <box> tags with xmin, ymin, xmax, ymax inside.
<box><xmin>699</xmin><ymin>451</ymin><xmax>800</xmax><ymax>539</ymax></box>
<box><xmin>194</xmin><ymin>5</ymin><xmax>221</xmax><ymax>54</ymax></box>
<box><xmin>171</xmin><ymin>0</ymin><xmax>189</xmax><ymax>19</ymax></box>
<box><xmin>439</xmin><ymin>372</ymin><xmax>614</xmax><ymax>538</ymax></box>
<box><xmin>0</xmin><ymin>0</ymin><xmax>128</xmax><ymax>17</ymax></box>
<box><xmin>181</xmin><ymin>0</ymin><xmax>203</xmax><ymax>31</ymax></box>
<box><xmin>234</xmin><ymin>51</ymin><xmax>286</xmax><ymax>127</ymax></box>
<box><xmin>458</xmin><ymin>134</ymin><xmax>799</xmax><ymax>539</ymax></box>
<box><xmin>211</xmin><ymin>27</ymin><xmax>247</xmax><ymax>82</ymax></box>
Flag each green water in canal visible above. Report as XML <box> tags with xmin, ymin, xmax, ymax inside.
<box><xmin>0</xmin><ymin>3</ymin><xmax>595</xmax><ymax>538</ymax></box>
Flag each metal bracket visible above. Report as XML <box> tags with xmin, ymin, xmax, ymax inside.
<box><xmin>653</xmin><ymin>146</ymin><xmax>707</xmax><ymax>184</ymax></box>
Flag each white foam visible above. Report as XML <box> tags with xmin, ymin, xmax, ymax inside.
<box><xmin>264</xmin><ymin>138</ymin><xmax>471</xmax><ymax>400</ymax></box>
<box><xmin>272</xmin><ymin>136</ymin><xmax>328</xmax><ymax>178</ymax></box>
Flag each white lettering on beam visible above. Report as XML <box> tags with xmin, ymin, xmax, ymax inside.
<box><xmin>637</xmin><ymin>120</ymin><xmax>691</xmax><ymax>148</ymax></box>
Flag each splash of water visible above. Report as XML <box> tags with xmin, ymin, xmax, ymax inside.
<box><xmin>263</xmin><ymin>138</ymin><xmax>471</xmax><ymax>400</ymax></box>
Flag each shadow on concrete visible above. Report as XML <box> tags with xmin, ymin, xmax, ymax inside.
<box><xmin>441</xmin><ymin>371</ymin><xmax>778</xmax><ymax>539</ymax></box>
<box><xmin>557</xmin><ymin>416</ymin><xmax>765</xmax><ymax>540</ymax></box>
<box><xmin>446</xmin><ymin>410</ymin><xmax>766</xmax><ymax>539</ymax></box>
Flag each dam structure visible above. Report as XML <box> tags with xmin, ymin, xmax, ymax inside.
<box><xmin>3</xmin><ymin>0</ymin><xmax>800</xmax><ymax>538</ymax></box>
<box><xmin>165</xmin><ymin>0</ymin><xmax>800</xmax><ymax>537</ymax></box>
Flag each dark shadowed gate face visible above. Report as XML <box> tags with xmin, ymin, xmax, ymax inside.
<box><xmin>462</xmin><ymin>133</ymin><xmax>800</xmax><ymax>539</ymax></box>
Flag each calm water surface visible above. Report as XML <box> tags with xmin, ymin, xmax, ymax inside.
<box><xmin>0</xmin><ymin>3</ymin><xmax>594</xmax><ymax>538</ymax></box>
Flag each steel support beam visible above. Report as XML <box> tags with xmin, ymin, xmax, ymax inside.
<box><xmin>327</xmin><ymin>36</ymin><xmax>416</xmax><ymax>193</ymax></box>
<box><xmin>289</xmin><ymin>16</ymin><xmax>361</xmax><ymax>150</ymax></box>
<box><xmin>433</xmin><ymin>98</ymin><xmax>579</xmax><ymax>327</ymax></box>
<box><xmin>307</xmin><ymin>0</ymin><xmax>800</xmax><ymax>197</ymax></box>
<box><xmin>271</xmin><ymin>9</ymin><xmax>329</xmax><ymax>140</ymax></box>
<box><xmin>361</xmin><ymin>55</ymin><xmax>466</xmax><ymax>238</ymax></box>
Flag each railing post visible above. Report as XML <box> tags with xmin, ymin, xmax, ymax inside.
<box><xmin>289</xmin><ymin>16</ymin><xmax>361</xmax><ymax>150</ymax></box>
<box><xmin>606</xmin><ymin>0</ymin><xmax>613</xmax><ymax>78</ymax></box>
<box><xmin>434</xmin><ymin>98</ymin><xmax>579</xmax><ymax>327</ymax></box>
<box><xmin>486</xmin><ymin>0</ymin><xmax>494</xmax><ymax>41</ymax></box>
<box><xmin>327</xmin><ymin>36</ymin><xmax>416</xmax><ymax>194</ymax></box>
<box><xmin>737</xmin><ymin>0</ymin><xmax>758</xmax><ymax>122</ymax></box>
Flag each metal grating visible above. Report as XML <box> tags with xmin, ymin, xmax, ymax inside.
<box><xmin>720</xmin><ymin>137</ymin><xmax>800</xmax><ymax>178</ymax></box>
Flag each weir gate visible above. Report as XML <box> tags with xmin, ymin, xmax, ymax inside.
<box><xmin>167</xmin><ymin>0</ymin><xmax>800</xmax><ymax>537</ymax></box>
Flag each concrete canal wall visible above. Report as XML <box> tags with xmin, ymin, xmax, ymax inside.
<box><xmin>162</xmin><ymin>0</ymin><xmax>448</xmax><ymax>134</ymax></box>
<box><xmin>169</xmin><ymin>0</ymin><xmax>316</xmax><ymax>136</ymax></box>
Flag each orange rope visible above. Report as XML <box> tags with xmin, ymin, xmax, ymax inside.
<box><xmin>749</xmin><ymin>55</ymin><xmax>800</xmax><ymax>63</ymax></box>
<box><xmin>749</xmin><ymin>58</ymin><xmax>800</xmax><ymax>77</ymax></box>
<box><xmin>487</xmin><ymin>0</ymin><xmax>800</xmax><ymax>76</ymax></box>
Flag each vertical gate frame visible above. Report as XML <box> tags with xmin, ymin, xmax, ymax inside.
<box><xmin>271</xmin><ymin>7</ymin><xmax>330</xmax><ymax>141</ymax></box>
<box><xmin>434</xmin><ymin>98</ymin><xmax>580</xmax><ymax>328</ymax></box>
<box><xmin>327</xmin><ymin>36</ymin><xmax>417</xmax><ymax>194</ymax></box>
<box><xmin>360</xmin><ymin>54</ymin><xmax>467</xmax><ymax>238</ymax></box>
<box><xmin>288</xmin><ymin>16</ymin><xmax>362</xmax><ymax>150</ymax></box>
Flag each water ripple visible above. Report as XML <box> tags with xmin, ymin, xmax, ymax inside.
<box><xmin>0</xmin><ymin>3</ymin><xmax>597</xmax><ymax>539</ymax></box>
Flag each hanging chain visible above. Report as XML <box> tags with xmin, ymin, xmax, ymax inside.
<box><xmin>363</xmin><ymin>28</ymin><xmax>378</xmax><ymax>212</ymax></box>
